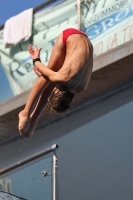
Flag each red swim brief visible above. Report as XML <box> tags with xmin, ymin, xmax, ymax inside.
<box><xmin>63</xmin><ymin>28</ymin><xmax>88</xmax><ymax>44</ymax></box>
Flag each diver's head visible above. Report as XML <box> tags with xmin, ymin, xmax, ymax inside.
<box><xmin>47</xmin><ymin>85</ymin><xmax>75</xmax><ymax>114</ymax></box>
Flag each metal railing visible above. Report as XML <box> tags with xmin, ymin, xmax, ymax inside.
<box><xmin>0</xmin><ymin>144</ymin><xmax>59</xmax><ymax>175</ymax></box>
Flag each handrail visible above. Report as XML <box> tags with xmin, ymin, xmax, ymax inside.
<box><xmin>0</xmin><ymin>0</ymin><xmax>58</xmax><ymax>31</ymax></box>
<box><xmin>0</xmin><ymin>144</ymin><xmax>59</xmax><ymax>175</ymax></box>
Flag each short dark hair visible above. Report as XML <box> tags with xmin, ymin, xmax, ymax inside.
<box><xmin>47</xmin><ymin>90</ymin><xmax>75</xmax><ymax>114</ymax></box>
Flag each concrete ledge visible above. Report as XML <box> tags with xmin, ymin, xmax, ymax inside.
<box><xmin>93</xmin><ymin>39</ymin><xmax>133</xmax><ymax>72</ymax></box>
<box><xmin>0</xmin><ymin>39</ymin><xmax>133</xmax><ymax>117</ymax></box>
<box><xmin>0</xmin><ymin>90</ymin><xmax>30</xmax><ymax>116</ymax></box>
<box><xmin>0</xmin><ymin>50</ymin><xmax>133</xmax><ymax>140</ymax></box>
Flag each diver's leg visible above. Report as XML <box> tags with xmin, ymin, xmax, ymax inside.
<box><xmin>18</xmin><ymin>76</ymin><xmax>51</xmax><ymax>136</ymax></box>
<box><xmin>18</xmin><ymin>33</ymin><xmax>66</xmax><ymax>136</ymax></box>
<box><xmin>47</xmin><ymin>33</ymin><xmax>66</xmax><ymax>71</ymax></box>
<box><xmin>23</xmin><ymin>82</ymin><xmax>54</xmax><ymax>138</ymax></box>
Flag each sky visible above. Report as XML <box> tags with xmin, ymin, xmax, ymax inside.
<box><xmin>0</xmin><ymin>0</ymin><xmax>61</xmax><ymax>102</ymax></box>
<box><xmin>0</xmin><ymin>0</ymin><xmax>53</xmax><ymax>26</ymax></box>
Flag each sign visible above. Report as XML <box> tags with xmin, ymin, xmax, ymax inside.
<box><xmin>0</xmin><ymin>0</ymin><xmax>77</xmax><ymax>95</ymax></box>
<box><xmin>81</xmin><ymin>0</ymin><xmax>133</xmax><ymax>56</ymax></box>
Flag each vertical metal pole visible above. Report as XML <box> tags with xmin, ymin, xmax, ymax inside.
<box><xmin>77</xmin><ymin>0</ymin><xmax>81</xmax><ymax>30</ymax></box>
<box><xmin>53</xmin><ymin>155</ymin><xmax>57</xmax><ymax>200</ymax></box>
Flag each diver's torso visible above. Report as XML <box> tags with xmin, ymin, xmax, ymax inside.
<box><xmin>59</xmin><ymin>34</ymin><xmax>93</xmax><ymax>92</ymax></box>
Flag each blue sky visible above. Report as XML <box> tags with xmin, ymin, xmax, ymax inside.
<box><xmin>0</xmin><ymin>0</ymin><xmax>61</xmax><ymax>102</ymax></box>
<box><xmin>0</xmin><ymin>0</ymin><xmax>56</xmax><ymax>26</ymax></box>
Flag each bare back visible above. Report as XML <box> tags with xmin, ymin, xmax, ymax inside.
<box><xmin>58</xmin><ymin>34</ymin><xmax>93</xmax><ymax>93</ymax></box>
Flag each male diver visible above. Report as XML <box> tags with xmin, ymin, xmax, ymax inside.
<box><xmin>18</xmin><ymin>28</ymin><xmax>93</xmax><ymax>137</ymax></box>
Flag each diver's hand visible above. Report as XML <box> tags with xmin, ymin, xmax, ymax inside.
<box><xmin>33</xmin><ymin>67</ymin><xmax>42</xmax><ymax>78</ymax></box>
<box><xmin>28</xmin><ymin>45</ymin><xmax>42</xmax><ymax>60</ymax></box>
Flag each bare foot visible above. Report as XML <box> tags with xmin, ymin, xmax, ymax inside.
<box><xmin>18</xmin><ymin>110</ymin><xmax>30</xmax><ymax>136</ymax></box>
